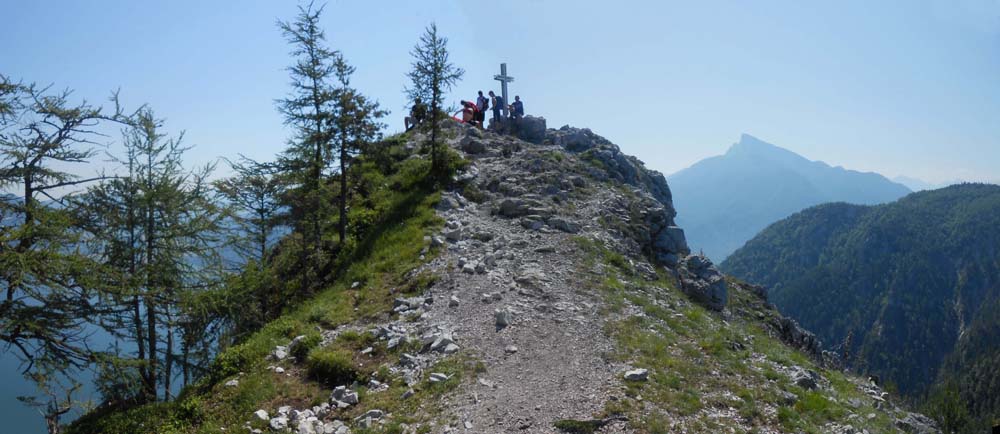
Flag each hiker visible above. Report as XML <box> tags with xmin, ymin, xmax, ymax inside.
<box><xmin>476</xmin><ymin>91</ymin><xmax>489</xmax><ymax>126</ymax></box>
<box><xmin>459</xmin><ymin>100</ymin><xmax>478</xmax><ymax>125</ymax></box>
<box><xmin>405</xmin><ymin>97</ymin><xmax>427</xmax><ymax>131</ymax></box>
<box><xmin>509</xmin><ymin>95</ymin><xmax>524</xmax><ymax>120</ymax></box>
<box><xmin>488</xmin><ymin>91</ymin><xmax>504</xmax><ymax>124</ymax></box>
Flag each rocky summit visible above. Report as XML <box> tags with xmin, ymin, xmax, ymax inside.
<box><xmin>82</xmin><ymin>118</ymin><xmax>941</xmax><ymax>434</ymax></box>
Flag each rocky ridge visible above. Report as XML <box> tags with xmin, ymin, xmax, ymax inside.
<box><xmin>244</xmin><ymin>119</ymin><xmax>939</xmax><ymax>433</ymax></box>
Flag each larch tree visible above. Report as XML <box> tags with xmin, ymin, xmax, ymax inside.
<box><xmin>405</xmin><ymin>23</ymin><xmax>464</xmax><ymax>178</ymax></box>
<box><xmin>77</xmin><ymin>108</ymin><xmax>222</xmax><ymax>403</ymax></box>
<box><xmin>330</xmin><ymin>55</ymin><xmax>387</xmax><ymax>244</ymax></box>
<box><xmin>275</xmin><ymin>1</ymin><xmax>339</xmax><ymax>266</ymax></box>
<box><xmin>0</xmin><ymin>75</ymin><xmax>133</xmax><ymax>430</ymax></box>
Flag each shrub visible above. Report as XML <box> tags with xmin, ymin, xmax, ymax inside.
<box><xmin>306</xmin><ymin>347</ymin><xmax>359</xmax><ymax>386</ymax></box>
<box><xmin>211</xmin><ymin>343</ymin><xmax>255</xmax><ymax>380</ymax></box>
<box><xmin>291</xmin><ymin>331</ymin><xmax>322</xmax><ymax>361</ymax></box>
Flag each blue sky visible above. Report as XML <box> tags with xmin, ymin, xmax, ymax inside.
<box><xmin>3</xmin><ymin>0</ymin><xmax>999</xmax><ymax>185</ymax></box>
<box><xmin>0</xmin><ymin>2</ymin><xmax>998</xmax><ymax>431</ymax></box>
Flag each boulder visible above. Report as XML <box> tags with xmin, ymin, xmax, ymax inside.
<box><xmin>444</xmin><ymin>227</ymin><xmax>463</xmax><ymax>241</ymax></box>
<box><xmin>678</xmin><ymin>254</ymin><xmax>727</xmax><ymax>311</ymax></box>
<box><xmin>498</xmin><ymin>198</ymin><xmax>529</xmax><ymax>217</ymax></box>
<box><xmin>331</xmin><ymin>385</ymin><xmax>359</xmax><ymax>406</ymax></box>
<box><xmin>624</xmin><ymin>368</ymin><xmax>649</xmax><ymax>381</ymax></box>
<box><xmin>254</xmin><ymin>409</ymin><xmax>269</xmax><ymax>421</ymax></box>
<box><xmin>461</xmin><ymin>136</ymin><xmax>488</xmax><ymax>154</ymax></box>
<box><xmin>354</xmin><ymin>409</ymin><xmax>385</xmax><ymax>429</ymax></box>
<box><xmin>270</xmin><ymin>416</ymin><xmax>289</xmax><ymax>431</ymax></box>
<box><xmin>495</xmin><ymin>308</ymin><xmax>513</xmax><ymax>330</ymax></box>
<box><xmin>790</xmin><ymin>367</ymin><xmax>820</xmax><ymax>390</ymax></box>
<box><xmin>894</xmin><ymin>412</ymin><xmax>939</xmax><ymax>434</ymax></box>
<box><xmin>428</xmin><ymin>331</ymin><xmax>456</xmax><ymax>353</ymax></box>
<box><xmin>520</xmin><ymin>217</ymin><xmax>544</xmax><ymax>231</ymax></box>
<box><xmin>547</xmin><ymin>217</ymin><xmax>580</xmax><ymax>233</ymax></box>
<box><xmin>399</xmin><ymin>353</ymin><xmax>419</xmax><ymax>367</ymax></box>
<box><xmin>654</xmin><ymin>226</ymin><xmax>689</xmax><ymax>255</ymax></box>
<box><xmin>321</xmin><ymin>420</ymin><xmax>350</xmax><ymax>434</ymax></box>
<box><xmin>516</xmin><ymin>115</ymin><xmax>546</xmax><ymax>143</ymax></box>
<box><xmin>270</xmin><ymin>345</ymin><xmax>289</xmax><ymax>361</ymax></box>
<box><xmin>775</xmin><ymin>317</ymin><xmax>823</xmax><ymax>361</ymax></box>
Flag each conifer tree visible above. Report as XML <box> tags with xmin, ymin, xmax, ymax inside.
<box><xmin>406</xmin><ymin>23</ymin><xmax>464</xmax><ymax>178</ymax></box>
<box><xmin>330</xmin><ymin>56</ymin><xmax>386</xmax><ymax>244</ymax></box>
<box><xmin>77</xmin><ymin>108</ymin><xmax>222</xmax><ymax>402</ymax></box>
<box><xmin>0</xmin><ymin>76</ymin><xmax>132</xmax><ymax>421</ymax></box>
<box><xmin>276</xmin><ymin>1</ymin><xmax>339</xmax><ymax>262</ymax></box>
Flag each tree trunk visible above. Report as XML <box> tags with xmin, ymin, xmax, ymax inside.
<box><xmin>144</xmin><ymin>294</ymin><xmax>156</xmax><ymax>401</ymax></box>
<box><xmin>339</xmin><ymin>139</ymin><xmax>347</xmax><ymax>244</ymax></box>
<box><xmin>181</xmin><ymin>335</ymin><xmax>190</xmax><ymax>388</ymax></box>
<box><xmin>143</xmin><ymin>180</ymin><xmax>158</xmax><ymax>402</ymax></box>
<box><xmin>164</xmin><ymin>308</ymin><xmax>173</xmax><ymax>401</ymax></box>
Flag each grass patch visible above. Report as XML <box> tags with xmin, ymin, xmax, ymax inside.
<box><xmin>570</xmin><ymin>233</ymin><xmax>909</xmax><ymax>433</ymax></box>
<box><xmin>306</xmin><ymin>347</ymin><xmax>362</xmax><ymax>387</ymax></box>
<box><xmin>553</xmin><ymin>419</ymin><xmax>604</xmax><ymax>434</ymax></box>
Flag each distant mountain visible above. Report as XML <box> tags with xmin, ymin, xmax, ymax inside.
<box><xmin>667</xmin><ymin>134</ymin><xmax>911</xmax><ymax>261</ymax></box>
<box><xmin>722</xmin><ymin>184</ymin><xmax>1000</xmax><ymax>432</ymax></box>
<box><xmin>892</xmin><ymin>176</ymin><xmax>940</xmax><ymax>192</ymax></box>
<box><xmin>892</xmin><ymin>175</ymin><xmax>966</xmax><ymax>192</ymax></box>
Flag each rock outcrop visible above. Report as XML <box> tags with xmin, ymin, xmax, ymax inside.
<box><xmin>678</xmin><ymin>254</ymin><xmax>728</xmax><ymax>311</ymax></box>
<box><xmin>545</xmin><ymin>126</ymin><xmax>690</xmax><ymax>265</ymax></box>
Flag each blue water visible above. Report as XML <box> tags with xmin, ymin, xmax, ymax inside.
<box><xmin>0</xmin><ymin>353</ymin><xmax>49</xmax><ymax>433</ymax></box>
<box><xmin>0</xmin><ymin>339</ymin><xmax>105</xmax><ymax>433</ymax></box>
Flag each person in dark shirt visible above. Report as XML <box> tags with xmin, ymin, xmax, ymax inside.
<box><xmin>509</xmin><ymin>95</ymin><xmax>524</xmax><ymax>120</ymax></box>
<box><xmin>488</xmin><ymin>90</ymin><xmax>504</xmax><ymax>124</ymax></box>
<box><xmin>475</xmin><ymin>91</ymin><xmax>489</xmax><ymax>126</ymax></box>
<box><xmin>405</xmin><ymin>97</ymin><xmax>427</xmax><ymax>131</ymax></box>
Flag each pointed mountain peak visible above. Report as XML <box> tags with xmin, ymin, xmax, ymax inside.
<box><xmin>738</xmin><ymin>133</ymin><xmax>769</xmax><ymax>146</ymax></box>
<box><xmin>726</xmin><ymin>134</ymin><xmax>800</xmax><ymax>161</ymax></box>
<box><xmin>729</xmin><ymin>134</ymin><xmax>778</xmax><ymax>151</ymax></box>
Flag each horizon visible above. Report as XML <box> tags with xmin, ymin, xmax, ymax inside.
<box><xmin>4</xmin><ymin>2</ymin><xmax>1000</xmax><ymax>433</ymax></box>
<box><xmin>3</xmin><ymin>1</ymin><xmax>998</xmax><ymax>187</ymax></box>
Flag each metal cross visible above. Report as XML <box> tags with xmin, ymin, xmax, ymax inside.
<box><xmin>493</xmin><ymin>63</ymin><xmax>515</xmax><ymax>117</ymax></box>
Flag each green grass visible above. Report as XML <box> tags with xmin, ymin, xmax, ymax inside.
<box><xmin>553</xmin><ymin>418</ymin><xmax>603</xmax><ymax>433</ymax></box>
<box><xmin>571</xmin><ymin>234</ymin><xmax>910</xmax><ymax>433</ymax></box>
<box><xmin>306</xmin><ymin>347</ymin><xmax>362</xmax><ymax>387</ymax></box>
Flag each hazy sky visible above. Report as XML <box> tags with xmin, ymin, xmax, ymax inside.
<box><xmin>3</xmin><ymin>0</ymin><xmax>999</xmax><ymax>184</ymax></box>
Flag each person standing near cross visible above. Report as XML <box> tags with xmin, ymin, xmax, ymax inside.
<box><xmin>488</xmin><ymin>90</ymin><xmax>504</xmax><ymax>125</ymax></box>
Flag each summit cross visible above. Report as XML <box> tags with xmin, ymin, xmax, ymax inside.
<box><xmin>493</xmin><ymin>63</ymin><xmax>515</xmax><ymax>117</ymax></box>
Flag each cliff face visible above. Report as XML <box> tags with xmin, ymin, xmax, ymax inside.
<box><xmin>70</xmin><ymin>119</ymin><xmax>939</xmax><ymax>434</ymax></box>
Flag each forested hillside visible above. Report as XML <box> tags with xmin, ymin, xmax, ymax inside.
<box><xmin>723</xmin><ymin>183</ymin><xmax>1000</xmax><ymax>433</ymax></box>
